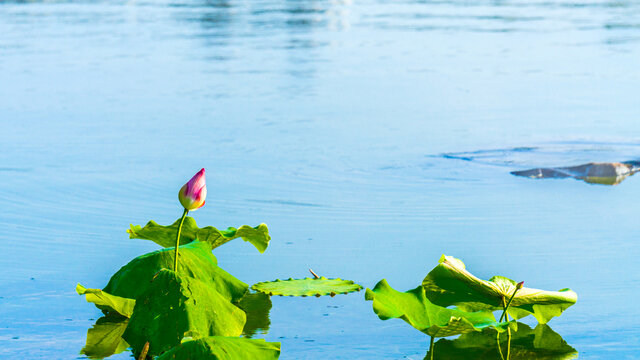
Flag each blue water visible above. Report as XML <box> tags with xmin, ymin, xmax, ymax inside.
<box><xmin>1</xmin><ymin>0</ymin><xmax>639</xmax><ymax>358</ymax></box>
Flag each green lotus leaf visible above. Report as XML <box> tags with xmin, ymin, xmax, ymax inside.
<box><xmin>103</xmin><ymin>241</ymin><xmax>248</xmax><ymax>304</ymax></box>
<box><xmin>422</xmin><ymin>255</ymin><xmax>578</xmax><ymax>324</ymax></box>
<box><xmin>123</xmin><ymin>269</ymin><xmax>246</xmax><ymax>356</ymax></box>
<box><xmin>76</xmin><ymin>284</ymin><xmax>135</xmax><ymax>318</ymax></box>
<box><xmin>432</xmin><ymin>322</ymin><xmax>577</xmax><ymax>359</ymax></box>
<box><xmin>365</xmin><ymin>279</ymin><xmax>512</xmax><ymax>338</ymax></box>
<box><xmin>236</xmin><ymin>292</ymin><xmax>272</xmax><ymax>337</ymax></box>
<box><xmin>251</xmin><ymin>277</ymin><xmax>363</xmax><ymax>297</ymax></box>
<box><xmin>128</xmin><ymin>216</ymin><xmax>271</xmax><ymax>253</ymax></box>
<box><xmin>156</xmin><ymin>336</ymin><xmax>281</xmax><ymax>360</ymax></box>
<box><xmin>81</xmin><ymin>317</ymin><xmax>129</xmax><ymax>359</ymax></box>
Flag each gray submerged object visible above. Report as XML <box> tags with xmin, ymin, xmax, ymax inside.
<box><xmin>511</xmin><ymin>161</ymin><xmax>640</xmax><ymax>185</ymax></box>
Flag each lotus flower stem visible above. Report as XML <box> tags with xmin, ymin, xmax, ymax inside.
<box><xmin>309</xmin><ymin>268</ymin><xmax>320</xmax><ymax>279</ymax></box>
<box><xmin>428</xmin><ymin>335</ymin><xmax>435</xmax><ymax>360</ymax></box>
<box><xmin>173</xmin><ymin>209</ymin><xmax>189</xmax><ymax>272</ymax></box>
<box><xmin>499</xmin><ymin>281</ymin><xmax>523</xmax><ymax>322</ymax></box>
<box><xmin>498</xmin><ymin>282</ymin><xmax>522</xmax><ymax>360</ymax></box>
<box><xmin>496</xmin><ymin>282</ymin><xmax>523</xmax><ymax>360</ymax></box>
<box><xmin>500</xmin><ymin>296</ymin><xmax>511</xmax><ymax>322</ymax></box>
<box><xmin>501</xmin><ymin>296</ymin><xmax>513</xmax><ymax>359</ymax></box>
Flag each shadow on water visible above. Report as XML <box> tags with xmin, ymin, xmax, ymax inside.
<box><xmin>426</xmin><ymin>323</ymin><xmax>577</xmax><ymax>360</ymax></box>
<box><xmin>80</xmin><ymin>293</ymin><xmax>272</xmax><ymax>359</ymax></box>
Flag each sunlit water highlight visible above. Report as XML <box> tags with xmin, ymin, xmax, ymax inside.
<box><xmin>1</xmin><ymin>0</ymin><xmax>639</xmax><ymax>358</ymax></box>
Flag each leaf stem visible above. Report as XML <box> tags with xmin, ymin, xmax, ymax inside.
<box><xmin>507</xmin><ymin>327</ymin><xmax>512</xmax><ymax>360</ymax></box>
<box><xmin>497</xmin><ymin>295</ymin><xmax>510</xmax><ymax>360</ymax></box>
<box><xmin>429</xmin><ymin>335</ymin><xmax>435</xmax><ymax>360</ymax></box>
<box><xmin>497</xmin><ymin>331</ymin><xmax>505</xmax><ymax>360</ymax></box>
<box><xmin>502</xmin><ymin>297</ymin><xmax>512</xmax><ymax>360</ymax></box>
<box><xmin>173</xmin><ymin>209</ymin><xmax>189</xmax><ymax>272</ymax></box>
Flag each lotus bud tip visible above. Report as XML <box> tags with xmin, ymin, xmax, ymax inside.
<box><xmin>178</xmin><ymin>168</ymin><xmax>207</xmax><ymax>211</ymax></box>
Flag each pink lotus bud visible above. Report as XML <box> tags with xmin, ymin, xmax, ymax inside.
<box><xmin>516</xmin><ymin>281</ymin><xmax>524</xmax><ymax>290</ymax></box>
<box><xmin>178</xmin><ymin>168</ymin><xmax>207</xmax><ymax>211</ymax></box>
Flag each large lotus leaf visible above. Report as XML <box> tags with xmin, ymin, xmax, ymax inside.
<box><xmin>236</xmin><ymin>292</ymin><xmax>272</xmax><ymax>337</ymax></box>
<box><xmin>128</xmin><ymin>217</ymin><xmax>271</xmax><ymax>253</ymax></box>
<box><xmin>103</xmin><ymin>241</ymin><xmax>247</xmax><ymax>303</ymax></box>
<box><xmin>365</xmin><ymin>279</ymin><xmax>512</xmax><ymax>338</ymax></box>
<box><xmin>251</xmin><ymin>277</ymin><xmax>363</xmax><ymax>297</ymax></box>
<box><xmin>156</xmin><ymin>336</ymin><xmax>281</xmax><ymax>360</ymax></box>
<box><xmin>81</xmin><ymin>317</ymin><xmax>129</xmax><ymax>359</ymax></box>
<box><xmin>422</xmin><ymin>255</ymin><xmax>577</xmax><ymax>324</ymax></box>
<box><xmin>431</xmin><ymin>322</ymin><xmax>577</xmax><ymax>359</ymax></box>
<box><xmin>156</xmin><ymin>336</ymin><xmax>280</xmax><ymax>360</ymax></box>
<box><xmin>76</xmin><ymin>284</ymin><xmax>135</xmax><ymax>318</ymax></box>
<box><xmin>123</xmin><ymin>269</ymin><xmax>246</xmax><ymax>356</ymax></box>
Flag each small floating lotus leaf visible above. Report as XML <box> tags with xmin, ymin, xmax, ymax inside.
<box><xmin>123</xmin><ymin>269</ymin><xmax>246</xmax><ymax>356</ymax></box>
<box><xmin>156</xmin><ymin>336</ymin><xmax>281</xmax><ymax>360</ymax></box>
<box><xmin>432</xmin><ymin>322</ymin><xmax>578</xmax><ymax>359</ymax></box>
<box><xmin>251</xmin><ymin>277</ymin><xmax>363</xmax><ymax>297</ymax></box>
<box><xmin>128</xmin><ymin>216</ymin><xmax>271</xmax><ymax>253</ymax></box>
<box><xmin>81</xmin><ymin>317</ymin><xmax>129</xmax><ymax>359</ymax></box>
<box><xmin>76</xmin><ymin>284</ymin><xmax>135</xmax><ymax>318</ymax></box>
<box><xmin>103</xmin><ymin>241</ymin><xmax>247</xmax><ymax>304</ymax></box>
<box><xmin>236</xmin><ymin>292</ymin><xmax>272</xmax><ymax>337</ymax></box>
<box><xmin>422</xmin><ymin>255</ymin><xmax>578</xmax><ymax>324</ymax></box>
<box><xmin>365</xmin><ymin>279</ymin><xmax>512</xmax><ymax>337</ymax></box>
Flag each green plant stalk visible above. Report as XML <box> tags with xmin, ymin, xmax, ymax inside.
<box><xmin>497</xmin><ymin>332</ymin><xmax>505</xmax><ymax>360</ymax></box>
<box><xmin>497</xmin><ymin>294</ymin><xmax>517</xmax><ymax>360</ymax></box>
<box><xmin>507</xmin><ymin>330</ymin><xmax>512</xmax><ymax>360</ymax></box>
<box><xmin>173</xmin><ymin>209</ymin><xmax>189</xmax><ymax>272</ymax></box>
<box><xmin>499</xmin><ymin>286</ymin><xmax>521</xmax><ymax>322</ymax></box>
<box><xmin>502</xmin><ymin>297</ymin><xmax>512</xmax><ymax>360</ymax></box>
<box><xmin>429</xmin><ymin>335</ymin><xmax>435</xmax><ymax>360</ymax></box>
<box><xmin>496</xmin><ymin>296</ymin><xmax>506</xmax><ymax>360</ymax></box>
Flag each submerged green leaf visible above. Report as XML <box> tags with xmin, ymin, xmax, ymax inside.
<box><xmin>76</xmin><ymin>284</ymin><xmax>135</xmax><ymax>318</ymax></box>
<box><xmin>236</xmin><ymin>292</ymin><xmax>272</xmax><ymax>337</ymax></box>
<box><xmin>422</xmin><ymin>255</ymin><xmax>578</xmax><ymax>324</ymax></box>
<box><xmin>251</xmin><ymin>277</ymin><xmax>363</xmax><ymax>297</ymax></box>
<box><xmin>156</xmin><ymin>336</ymin><xmax>281</xmax><ymax>360</ymax></box>
<box><xmin>81</xmin><ymin>317</ymin><xmax>129</xmax><ymax>359</ymax></box>
<box><xmin>128</xmin><ymin>217</ymin><xmax>271</xmax><ymax>253</ymax></box>
<box><xmin>103</xmin><ymin>241</ymin><xmax>248</xmax><ymax>304</ymax></box>
<box><xmin>123</xmin><ymin>269</ymin><xmax>246</xmax><ymax>356</ymax></box>
<box><xmin>365</xmin><ymin>279</ymin><xmax>512</xmax><ymax>338</ymax></box>
<box><xmin>432</xmin><ymin>322</ymin><xmax>577</xmax><ymax>359</ymax></box>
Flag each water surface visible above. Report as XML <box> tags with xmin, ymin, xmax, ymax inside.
<box><xmin>1</xmin><ymin>0</ymin><xmax>639</xmax><ymax>358</ymax></box>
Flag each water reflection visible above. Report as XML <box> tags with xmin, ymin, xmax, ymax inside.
<box><xmin>80</xmin><ymin>293</ymin><xmax>272</xmax><ymax>359</ymax></box>
<box><xmin>81</xmin><ymin>317</ymin><xmax>129</xmax><ymax>359</ymax></box>
<box><xmin>428</xmin><ymin>323</ymin><xmax>577</xmax><ymax>360</ymax></box>
<box><xmin>361</xmin><ymin>0</ymin><xmax>640</xmax><ymax>47</ymax></box>
<box><xmin>236</xmin><ymin>292</ymin><xmax>273</xmax><ymax>338</ymax></box>
<box><xmin>171</xmin><ymin>0</ymin><xmax>350</xmax><ymax>81</ymax></box>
